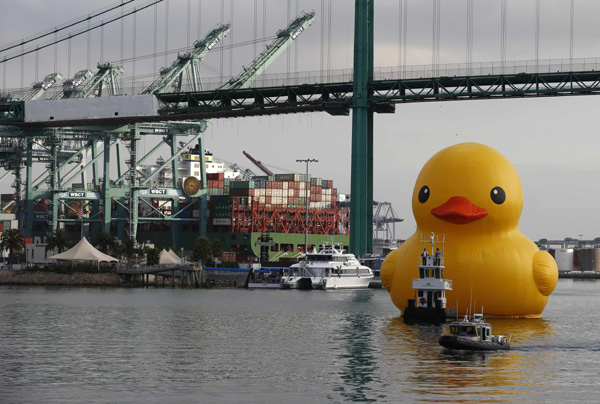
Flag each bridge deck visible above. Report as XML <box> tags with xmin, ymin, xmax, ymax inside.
<box><xmin>3</xmin><ymin>70</ymin><xmax>600</xmax><ymax>128</ymax></box>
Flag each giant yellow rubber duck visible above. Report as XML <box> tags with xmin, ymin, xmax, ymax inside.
<box><xmin>381</xmin><ymin>143</ymin><xmax>558</xmax><ymax>318</ymax></box>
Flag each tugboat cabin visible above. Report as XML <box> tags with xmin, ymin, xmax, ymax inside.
<box><xmin>402</xmin><ymin>233</ymin><xmax>457</xmax><ymax>323</ymax></box>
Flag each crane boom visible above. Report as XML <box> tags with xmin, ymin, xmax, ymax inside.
<box><xmin>221</xmin><ymin>11</ymin><xmax>316</xmax><ymax>90</ymax></box>
<box><xmin>73</xmin><ymin>62</ymin><xmax>123</xmax><ymax>98</ymax></box>
<box><xmin>20</xmin><ymin>73</ymin><xmax>62</xmax><ymax>101</ymax></box>
<box><xmin>142</xmin><ymin>23</ymin><xmax>231</xmax><ymax>95</ymax></box>
<box><xmin>115</xmin><ymin>11</ymin><xmax>316</xmax><ymax>187</ymax></box>
<box><xmin>50</xmin><ymin>69</ymin><xmax>94</xmax><ymax>100</ymax></box>
<box><xmin>243</xmin><ymin>151</ymin><xmax>273</xmax><ymax>176</ymax></box>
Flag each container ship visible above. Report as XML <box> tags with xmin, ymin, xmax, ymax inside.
<box><xmin>136</xmin><ymin>150</ymin><xmax>350</xmax><ymax>263</ymax></box>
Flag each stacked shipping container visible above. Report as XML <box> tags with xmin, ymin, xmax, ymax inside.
<box><xmin>207</xmin><ymin>173</ymin><xmax>348</xmax><ymax>235</ymax></box>
<box><xmin>225</xmin><ymin>174</ymin><xmax>337</xmax><ymax>209</ymax></box>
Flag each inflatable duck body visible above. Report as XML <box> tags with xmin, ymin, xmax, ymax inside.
<box><xmin>381</xmin><ymin>143</ymin><xmax>558</xmax><ymax>318</ymax></box>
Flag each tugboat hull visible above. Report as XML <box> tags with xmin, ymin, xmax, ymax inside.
<box><xmin>439</xmin><ymin>335</ymin><xmax>510</xmax><ymax>351</ymax></box>
<box><xmin>402</xmin><ymin>305</ymin><xmax>457</xmax><ymax>324</ymax></box>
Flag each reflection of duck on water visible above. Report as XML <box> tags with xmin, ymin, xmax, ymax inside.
<box><xmin>380</xmin><ymin>316</ymin><xmax>556</xmax><ymax>395</ymax></box>
<box><xmin>382</xmin><ymin>143</ymin><xmax>558</xmax><ymax>318</ymax></box>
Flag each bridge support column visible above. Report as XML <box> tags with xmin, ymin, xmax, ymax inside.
<box><xmin>25</xmin><ymin>138</ymin><xmax>34</xmax><ymax>238</ymax></box>
<box><xmin>102</xmin><ymin>134</ymin><xmax>112</xmax><ymax>234</ymax></box>
<box><xmin>350</xmin><ymin>0</ymin><xmax>374</xmax><ymax>256</ymax></box>
<box><xmin>128</xmin><ymin>125</ymin><xmax>140</xmax><ymax>242</ymax></box>
<box><xmin>50</xmin><ymin>130</ymin><xmax>60</xmax><ymax>234</ymax></box>
<box><xmin>198</xmin><ymin>134</ymin><xmax>207</xmax><ymax>238</ymax></box>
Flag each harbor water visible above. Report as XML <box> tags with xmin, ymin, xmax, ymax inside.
<box><xmin>1</xmin><ymin>279</ymin><xmax>599</xmax><ymax>403</ymax></box>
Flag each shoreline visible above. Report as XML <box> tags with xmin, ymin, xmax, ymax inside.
<box><xmin>0</xmin><ymin>270</ymin><xmax>123</xmax><ymax>287</ymax></box>
<box><xmin>3</xmin><ymin>269</ymin><xmax>598</xmax><ymax>287</ymax></box>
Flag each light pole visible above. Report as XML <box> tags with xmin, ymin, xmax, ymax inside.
<box><xmin>296</xmin><ymin>158</ymin><xmax>318</xmax><ymax>254</ymax></box>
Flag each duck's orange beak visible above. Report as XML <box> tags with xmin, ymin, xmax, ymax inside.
<box><xmin>431</xmin><ymin>196</ymin><xmax>488</xmax><ymax>224</ymax></box>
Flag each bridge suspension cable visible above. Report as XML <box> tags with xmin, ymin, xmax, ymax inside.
<box><xmin>0</xmin><ymin>0</ymin><xmax>135</xmax><ymax>55</ymax></box>
<box><xmin>0</xmin><ymin>0</ymin><xmax>164</xmax><ymax>65</ymax></box>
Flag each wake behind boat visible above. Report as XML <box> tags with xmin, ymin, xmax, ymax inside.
<box><xmin>280</xmin><ymin>243</ymin><xmax>374</xmax><ymax>289</ymax></box>
<box><xmin>439</xmin><ymin>313</ymin><xmax>511</xmax><ymax>351</ymax></box>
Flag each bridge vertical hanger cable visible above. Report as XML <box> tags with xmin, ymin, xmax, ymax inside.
<box><xmin>535</xmin><ymin>0</ymin><xmax>540</xmax><ymax>65</ymax></box>
<box><xmin>101</xmin><ymin>22</ymin><xmax>105</xmax><ymax>63</ymax></box>
<box><xmin>87</xmin><ymin>18</ymin><xmax>91</xmax><ymax>69</ymax></box>
<box><xmin>501</xmin><ymin>0</ymin><xmax>507</xmax><ymax>71</ymax></box>
<box><xmin>132</xmin><ymin>12</ymin><xmax>137</xmax><ymax>94</ymax></box>
<box><xmin>230</xmin><ymin>0</ymin><xmax>234</xmax><ymax>79</ymax></box>
<box><xmin>68</xmin><ymin>36</ymin><xmax>72</xmax><ymax>79</ymax></box>
<box><xmin>153</xmin><ymin>5</ymin><xmax>157</xmax><ymax>77</ymax></box>
<box><xmin>263</xmin><ymin>0</ymin><xmax>267</xmax><ymax>53</ymax></box>
<box><xmin>54</xmin><ymin>32</ymin><xmax>58</xmax><ymax>74</ymax></box>
<box><xmin>198</xmin><ymin>0</ymin><xmax>202</xmax><ymax>39</ymax></box>
<box><xmin>328</xmin><ymin>0</ymin><xmax>332</xmax><ymax>82</ymax></box>
<box><xmin>35</xmin><ymin>50</ymin><xmax>39</xmax><ymax>83</ymax></box>
<box><xmin>165</xmin><ymin>0</ymin><xmax>169</xmax><ymax>68</ymax></box>
<box><xmin>570</xmin><ymin>0</ymin><xmax>574</xmax><ymax>67</ymax></box>
<box><xmin>403</xmin><ymin>0</ymin><xmax>407</xmax><ymax>78</ymax></box>
<box><xmin>121</xmin><ymin>6</ymin><xmax>125</xmax><ymax>90</ymax></box>
<box><xmin>20</xmin><ymin>44</ymin><xmax>24</xmax><ymax>90</ymax></box>
<box><xmin>432</xmin><ymin>0</ymin><xmax>440</xmax><ymax>76</ymax></box>
<box><xmin>398</xmin><ymin>1</ymin><xmax>402</xmax><ymax>69</ymax></box>
<box><xmin>287</xmin><ymin>0</ymin><xmax>291</xmax><ymax>82</ymax></box>
<box><xmin>254</xmin><ymin>0</ymin><xmax>258</xmax><ymax>58</ymax></box>
<box><xmin>467</xmin><ymin>0</ymin><xmax>473</xmax><ymax>75</ymax></box>
<box><xmin>295</xmin><ymin>0</ymin><xmax>299</xmax><ymax>84</ymax></box>
<box><xmin>187</xmin><ymin>0</ymin><xmax>191</xmax><ymax>48</ymax></box>
<box><xmin>320</xmin><ymin>0</ymin><xmax>325</xmax><ymax>83</ymax></box>
<box><xmin>437</xmin><ymin>0</ymin><xmax>441</xmax><ymax>75</ymax></box>
<box><xmin>220</xmin><ymin>0</ymin><xmax>224</xmax><ymax>81</ymax></box>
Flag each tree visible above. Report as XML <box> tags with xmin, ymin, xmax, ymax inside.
<box><xmin>192</xmin><ymin>237</ymin><xmax>213</xmax><ymax>264</ymax></box>
<box><xmin>94</xmin><ymin>231</ymin><xmax>115</xmax><ymax>254</ymax></box>
<box><xmin>192</xmin><ymin>237</ymin><xmax>224</xmax><ymax>266</ymax></box>
<box><xmin>0</xmin><ymin>229</ymin><xmax>26</xmax><ymax>269</ymax></box>
<box><xmin>45</xmin><ymin>229</ymin><xmax>72</xmax><ymax>254</ymax></box>
<box><xmin>145</xmin><ymin>247</ymin><xmax>160</xmax><ymax>266</ymax></box>
<box><xmin>123</xmin><ymin>238</ymin><xmax>137</xmax><ymax>262</ymax></box>
<box><xmin>211</xmin><ymin>239</ymin><xmax>224</xmax><ymax>266</ymax></box>
<box><xmin>110</xmin><ymin>242</ymin><xmax>125</xmax><ymax>260</ymax></box>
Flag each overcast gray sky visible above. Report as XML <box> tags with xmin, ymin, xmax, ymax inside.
<box><xmin>1</xmin><ymin>0</ymin><xmax>600</xmax><ymax>241</ymax></box>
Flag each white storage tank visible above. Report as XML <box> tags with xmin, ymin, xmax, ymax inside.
<box><xmin>579</xmin><ymin>248</ymin><xmax>600</xmax><ymax>272</ymax></box>
<box><xmin>554</xmin><ymin>248</ymin><xmax>574</xmax><ymax>272</ymax></box>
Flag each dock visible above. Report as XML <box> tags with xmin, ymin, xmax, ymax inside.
<box><xmin>116</xmin><ymin>264</ymin><xmax>203</xmax><ymax>288</ymax></box>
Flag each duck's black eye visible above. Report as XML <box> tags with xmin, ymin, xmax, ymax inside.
<box><xmin>418</xmin><ymin>186</ymin><xmax>430</xmax><ymax>203</ymax></box>
<box><xmin>490</xmin><ymin>187</ymin><xmax>506</xmax><ymax>204</ymax></box>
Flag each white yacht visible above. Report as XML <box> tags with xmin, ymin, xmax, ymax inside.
<box><xmin>280</xmin><ymin>243</ymin><xmax>374</xmax><ymax>289</ymax></box>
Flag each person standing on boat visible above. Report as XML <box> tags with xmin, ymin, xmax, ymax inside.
<box><xmin>434</xmin><ymin>248</ymin><xmax>441</xmax><ymax>265</ymax></box>
<box><xmin>421</xmin><ymin>248</ymin><xmax>428</xmax><ymax>265</ymax></box>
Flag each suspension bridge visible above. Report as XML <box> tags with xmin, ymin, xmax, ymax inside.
<box><xmin>0</xmin><ymin>0</ymin><xmax>598</xmax><ymax>256</ymax></box>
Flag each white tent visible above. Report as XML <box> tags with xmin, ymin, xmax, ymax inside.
<box><xmin>48</xmin><ymin>237</ymin><xmax>118</xmax><ymax>263</ymax></box>
<box><xmin>167</xmin><ymin>249</ymin><xmax>181</xmax><ymax>261</ymax></box>
<box><xmin>159</xmin><ymin>249</ymin><xmax>181</xmax><ymax>265</ymax></box>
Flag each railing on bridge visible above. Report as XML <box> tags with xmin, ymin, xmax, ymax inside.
<box><xmin>3</xmin><ymin>57</ymin><xmax>600</xmax><ymax>101</ymax></box>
